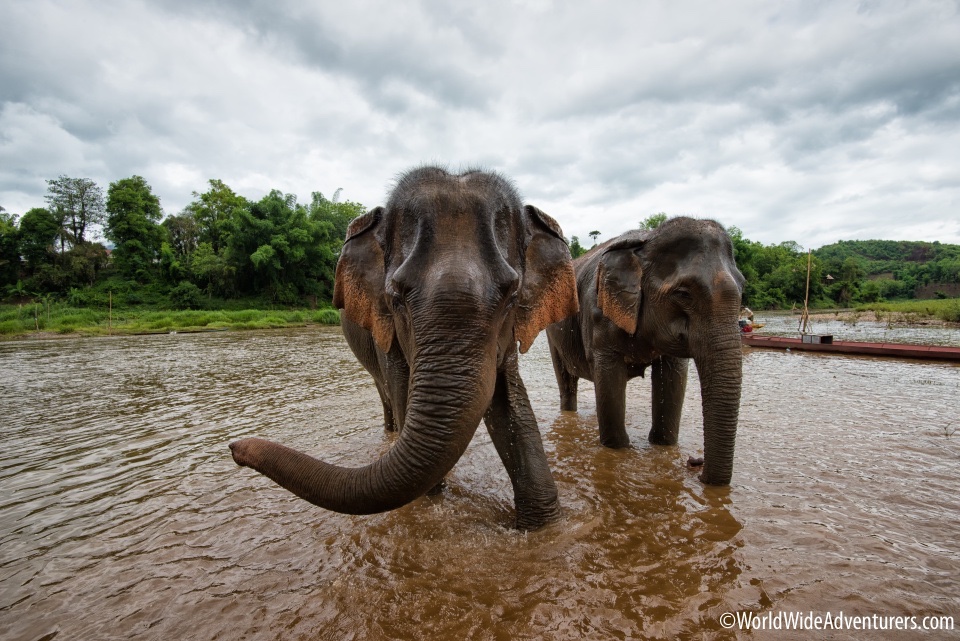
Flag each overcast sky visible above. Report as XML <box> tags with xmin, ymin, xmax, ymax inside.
<box><xmin>2</xmin><ymin>1</ymin><xmax>959</xmax><ymax>250</ymax></box>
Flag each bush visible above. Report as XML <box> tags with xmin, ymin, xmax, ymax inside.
<box><xmin>938</xmin><ymin>301</ymin><xmax>960</xmax><ymax>322</ymax></box>
<box><xmin>0</xmin><ymin>320</ymin><xmax>20</xmax><ymax>334</ymax></box>
<box><xmin>169</xmin><ymin>281</ymin><xmax>204</xmax><ymax>310</ymax></box>
<box><xmin>67</xmin><ymin>288</ymin><xmax>88</xmax><ymax>307</ymax></box>
<box><xmin>313</xmin><ymin>309</ymin><xmax>340</xmax><ymax>325</ymax></box>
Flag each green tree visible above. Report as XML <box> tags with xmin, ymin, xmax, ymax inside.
<box><xmin>308</xmin><ymin>191</ymin><xmax>365</xmax><ymax>248</ymax></box>
<box><xmin>226</xmin><ymin>190</ymin><xmax>338</xmax><ymax>302</ymax></box>
<box><xmin>190</xmin><ymin>241</ymin><xmax>233</xmax><ymax>296</ymax></box>
<box><xmin>17</xmin><ymin>207</ymin><xmax>60</xmax><ymax>273</ymax></box>
<box><xmin>640</xmin><ymin>213</ymin><xmax>668</xmax><ymax>230</ymax></box>
<box><xmin>106</xmin><ymin>175</ymin><xmax>165</xmax><ymax>279</ymax></box>
<box><xmin>64</xmin><ymin>242</ymin><xmax>110</xmax><ymax>287</ymax></box>
<box><xmin>589</xmin><ymin>230</ymin><xmax>601</xmax><ymax>246</ymax></box>
<box><xmin>162</xmin><ymin>212</ymin><xmax>200</xmax><ymax>258</ymax></box>
<box><xmin>45</xmin><ymin>175</ymin><xmax>105</xmax><ymax>248</ymax></box>
<box><xmin>569</xmin><ymin>236</ymin><xmax>586</xmax><ymax>259</ymax></box>
<box><xmin>0</xmin><ymin>209</ymin><xmax>20</xmax><ymax>288</ymax></box>
<box><xmin>186</xmin><ymin>179</ymin><xmax>248</xmax><ymax>253</ymax></box>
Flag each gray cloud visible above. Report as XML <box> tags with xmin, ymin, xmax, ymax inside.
<box><xmin>1</xmin><ymin>0</ymin><xmax>959</xmax><ymax>251</ymax></box>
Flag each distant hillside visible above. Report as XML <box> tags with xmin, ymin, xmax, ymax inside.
<box><xmin>812</xmin><ymin>239</ymin><xmax>960</xmax><ymax>302</ymax></box>
<box><xmin>814</xmin><ymin>239</ymin><xmax>958</xmax><ymax>269</ymax></box>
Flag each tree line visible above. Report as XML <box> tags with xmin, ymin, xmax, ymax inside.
<box><xmin>0</xmin><ymin>175</ymin><xmax>364</xmax><ymax>309</ymax></box>
<box><xmin>2</xmin><ymin>182</ymin><xmax>957</xmax><ymax>311</ymax></box>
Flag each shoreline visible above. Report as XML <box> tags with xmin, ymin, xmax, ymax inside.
<box><xmin>0</xmin><ymin>321</ymin><xmax>341</xmax><ymax>342</ymax></box>
<box><xmin>765</xmin><ymin>309</ymin><xmax>960</xmax><ymax>329</ymax></box>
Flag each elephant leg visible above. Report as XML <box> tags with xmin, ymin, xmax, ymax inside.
<box><xmin>549</xmin><ymin>341</ymin><xmax>579</xmax><ymax>411</ymax></box>
<box><xmin>484</xmin><ymin>352</ymin><xmax>561</xmax><ymax>530</ymax></box>
<box><xmin>649</xmin><ymin>355</ymin><xmax>689</xmax><ymax>446</ymax></box>
<box><xmin>594</xmin><ymin>356</ymin><xmax>630</xmax><ymax>448</ymax></box>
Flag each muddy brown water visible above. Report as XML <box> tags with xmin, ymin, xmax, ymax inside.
<box><xmin>1</xmin><ymin>324</ymin><xmax>958</xmax><ymax>640</ymax></box>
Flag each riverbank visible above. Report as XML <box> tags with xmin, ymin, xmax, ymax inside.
<box><xmin>757</xmin><ymin>298</ymin><xmax>960</xmax><ymax>328</ymax></box>
<box><xmin>0</xmin><ymin>304</ymin><xmax>340</xmax><ymax>340</ymax></box>
<box><xmin>808</xmin><ymin>309</ymin><xmax>960</xmax><ymax>328</ymax></box>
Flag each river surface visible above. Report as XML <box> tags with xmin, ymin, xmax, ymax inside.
<box><xmin>1</xmin><ymin>326</ymin><xmax>958</xmax><ymax>640</ymax></box>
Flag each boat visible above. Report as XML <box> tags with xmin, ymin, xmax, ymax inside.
<box><xmin>741</xmin><ymin>333</ymin><xmax>960</xmax><ymax>362</ymax></box>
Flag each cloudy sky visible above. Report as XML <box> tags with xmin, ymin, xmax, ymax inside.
<box><xmin>2</xmin><ymin>0</ymin><xmax>959</xmax><ymax>250</ymax></box>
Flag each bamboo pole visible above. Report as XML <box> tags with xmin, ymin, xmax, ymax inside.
<box><xmin>800</xmin><ymin>249</ymin><xmax>812</xmax><ymax>334</ymax></box>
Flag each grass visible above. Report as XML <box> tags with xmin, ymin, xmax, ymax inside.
<box><xmin>0</xmin><ymin>302</ymin><xmax>340</xmax><ymax>338</ymax></box>
<box><xmin>855</xmin><ymin>298</ymin><xmax>960</xmax><ymax>323</ymax></box>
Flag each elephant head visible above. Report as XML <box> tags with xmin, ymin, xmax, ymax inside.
<box><xmin>595</xmin><ymin>217</ymin><xmax>745</xmax><ymax>485</ymax></box>
<box><xmin>230</xmin><ymin>167</ymin><xmax>578</xmax><ymax>516</ymax></box>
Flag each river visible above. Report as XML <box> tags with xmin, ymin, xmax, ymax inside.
<box><xmin>1</xmin><ymin>324</ymin><xmax>958</xmax><ymax>640</ymax></box>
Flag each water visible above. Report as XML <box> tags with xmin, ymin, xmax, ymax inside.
<box><xmin>1</xmin><ymin>327</ymin><xmax>958</xmax><ymax>640</ymax></box>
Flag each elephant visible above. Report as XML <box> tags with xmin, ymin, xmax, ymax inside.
<box><xmin>230</xmin><ymin>166</ymin><xmax>579</xmax><ymax>529</ymax></box>
<box><xmin>545</xmin><ymin>217</ymin><xmax>745</xmax><ymax>485</ymax></box>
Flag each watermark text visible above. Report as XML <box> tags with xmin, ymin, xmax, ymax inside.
<box><xmin>719</xmin><ymin>611</ymin><xmax>954</xmax><ymax>632</ymax></box>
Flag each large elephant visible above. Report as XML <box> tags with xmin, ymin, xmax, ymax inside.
<box><xmin>546</xmin><ymin>217</ymin><xmax>745</xmax><ymax>485</ymax></box>
<box><xmin>230</xmin><ymin>167</ymin><xmax>579</xmax><ymax>529</ymax></box>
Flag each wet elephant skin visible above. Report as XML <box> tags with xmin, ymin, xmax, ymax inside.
<box><xmin>230</xmin><ymin>166</ymin><xmax>579</xmax><ymax>529</ymax></box>
<box><xmin>547</xmin><ymin>217</ymin><xmax>745</xmax><ymax>485</ymax></box>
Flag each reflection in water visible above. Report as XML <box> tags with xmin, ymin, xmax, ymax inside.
<box><xmin>0</xmin><ymin>327</ymin><xmax>958</xmax><ymax>640</ymax></box>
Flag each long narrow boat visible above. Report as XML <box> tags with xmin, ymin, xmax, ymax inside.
<box><xmin>741</xmin><ymin>333</ymin><xmax>960</xmax><ymax>362</ymax></box>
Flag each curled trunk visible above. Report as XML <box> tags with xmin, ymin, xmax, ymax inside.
<box><xmin>230</xmin><ymin>344</ymin><xmax>495</xmax><ymax>514</ymax></box>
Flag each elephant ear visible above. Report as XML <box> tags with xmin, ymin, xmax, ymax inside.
<box><xmin>596</xmin><ymin>236</ymin><xmax>644</xmax><ymax>336</ymax></box>
<box><xmin>333</xmin><ymin>207</ymin><xmax>394</xmax><ymax>352</ymax></box>
<box><xmin>515</xmin><ymin>205</ymin><xmax>579</xmax><ymax>353</ymax></box>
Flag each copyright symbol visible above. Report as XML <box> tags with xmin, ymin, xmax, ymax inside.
<box><xmin>719</xmin><ymin>612</ymin><xmax>735</xmax><ymax>629</ymax></box>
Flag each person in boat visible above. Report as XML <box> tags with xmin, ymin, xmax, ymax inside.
<box><xmin>739</xmin><ymin>306</ymin><xmax>754</xmax><ymax>333</ymax></box>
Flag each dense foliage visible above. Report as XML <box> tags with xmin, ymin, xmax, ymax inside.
<box><xmin>0</xmin><ymin>176</ymin><xmax>364</xmax><ymax>310</ymax></box>
<box><xmin>733</xmin><ymin>232</ymin><xmax>960</xmax><ymax>309</ymax></box>
<box><xmin>2</xmin><ymin>179</ymin><xmax>958</xmax><ymax>313</ymax></box>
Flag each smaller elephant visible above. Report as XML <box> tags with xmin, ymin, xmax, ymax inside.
<box><xmin>546</xmin><ymin>217</ymin><xmax>745</xmax><ymax>485</ymax></box>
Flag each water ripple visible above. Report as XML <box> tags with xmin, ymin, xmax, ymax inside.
<box><xmin>0</xmin><ymin>327</ymin><xmax>958</xmax><ymax>639</ymax></box>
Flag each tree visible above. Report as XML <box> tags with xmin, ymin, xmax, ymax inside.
<box><xmin>640</xmin><ymin>213</ymin><xmax>668</xmax><ymax>230</ymax></box>
<box><xmin>106</xmin><ymin>175</ymin><xmax>165</xmax><ymax>279</ymax></box>
<box><xmin>226</xmin><ymin>190</ymin><xmax>338</xmax><ymax>302</ymax></box>
<box><xmin>190</xmin><ymin>241</ymin><xmax>233</xmax><ymax>296</ymax></box>
<box><xmin>308</xmin><ymin>191</ymin><xmax>365</xmax><ymax>248</ymax></box>
<box><xmin>162</xmin><ymin>212</ymin><xmax>200</xmax><ymax>258</ymax></box>
<box><xmin>0</xmin><ymin>209</ymin><xmax>21</xmax><ymax>288</ymax></box>
<box><xmin>45</xmin><ymin>175</ymin><xmax>105</xmax><ymax>247</ymax></box>
<box><xmin>186</xmin><ymin>179</ymin><xmax>247</xmax><ymax>252</ymax></box>
<box><xmin>569</xmin><ymin>236</ymin><xmax>586</xmax><ymax>259</ymax></box>
<box><xmin>589</xmin><ymin>230</ymin><xmax>601</xmax><ymax>246</ymax></box>
<box><xmin>17</xmin><ymin>207</ymin><xmax>60</xmax><ymax>272</ymax></box>
<box><xmin>64</xmin><ymin>242</ymin><xmax>110</xmax><ymax>287</ymax></box>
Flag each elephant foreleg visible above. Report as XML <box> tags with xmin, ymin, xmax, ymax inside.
<box><xmin>594</xmin><ymin>356</ymin><xmax>630</xmax><ymax>448</ymax></box>
<box><xmin>649</xmin><ymin>355</ymin><xmax>689</xmax><ymax>446</ymax></box>
<box><xmin>484</xmin><ymin>352</ymin><xmax>561</xmax><ymax>530</ymax></box>
<box><xmin>549</xmin><ymin>341</ymin><xmax>579</xmax><ymax>411</ymax></box>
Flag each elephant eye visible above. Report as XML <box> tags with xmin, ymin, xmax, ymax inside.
<box><xmin>672</xmin><ymin>288</ymin><xmax>694</xmax><ymax>304</ymax></box>
<box><xmin>389</xmin><ymin>291</ymin><xmax>404</xmax><ymax>311</ymax></box>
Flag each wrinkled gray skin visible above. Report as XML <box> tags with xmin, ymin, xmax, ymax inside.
<box><xmin>546</xmin><ymin>217</ymin><xmax>745</xmax><ymax>485</ymax></box>
<box><xmin>230</xmin><ymin>167</ymin><xmax>579</xmax><ymax>529</ymax></box>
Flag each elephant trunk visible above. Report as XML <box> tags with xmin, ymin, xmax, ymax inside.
<box><xmin>693</xmin><ymin>319</ymin><xmax>743</xmax><ymax>486</ymax></box>
<box><xmin>230</xmin><ymin>339</ymin><xmax>495</xmax><ymax>514</ymax></box>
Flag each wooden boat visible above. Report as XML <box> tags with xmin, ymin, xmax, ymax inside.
<box><xmin>741</xmin><ymin>333</ymin><xmax>960</xmax><ymax>362</ymax></box>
